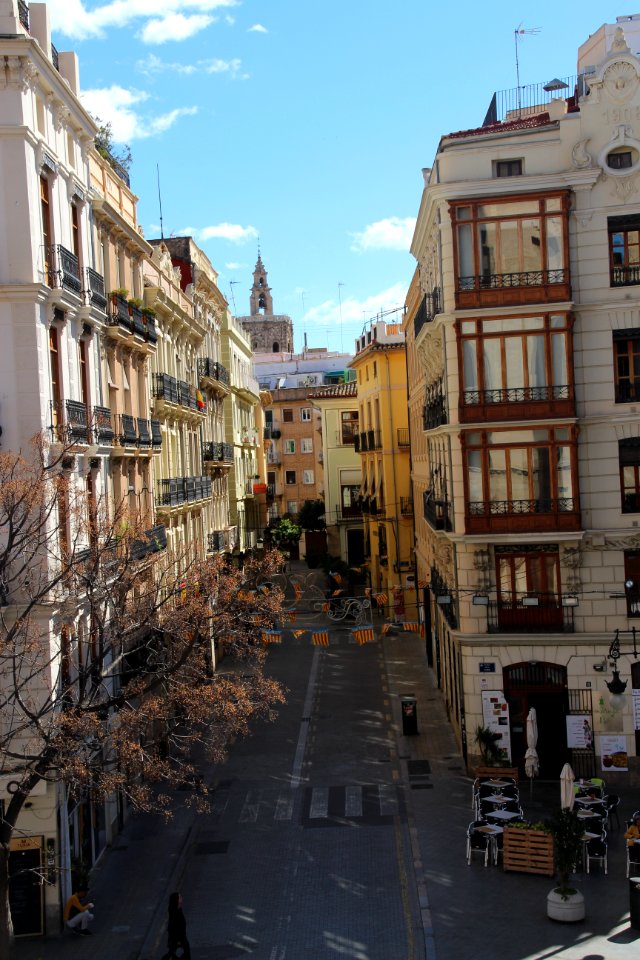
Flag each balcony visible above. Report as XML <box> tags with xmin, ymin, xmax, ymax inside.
<box><xmin>208</xmin><ymin>530</ymin><xmax>227</xmax><ymax>553</ymax></box>
<box><xmin>336</xmin><ymin>503</ymin><xmax>362</xmax><ymax>523</ymax></box>
<box><xmin>423</xmin><ymin>491</ymin><xmax>452</xmax><ymax>531</ymax></box>
<box><xmin>264</xmin><ymin>425</ymin><xmax>282</xmax><ymax>440</ymax></box>
<box><xmin>50</xmin><ymin>245</ymin><xmax>81</xmax><ymax>295</ymax></box>
<box><xmin>222</xmin><ymin>442</ymin><xmax>234</xmax><ymax>463</ymax></box>
<box><xmin>397</xmin><ymin>428</ymin><xmax>410</xmax><ymax>447</ymax></box>
<box><xmin>354</xmin><ymin>434</ymin><xmax>361</xmax><ymax>453</ymax></box>
<box><xmin>117</xmin><ymin>413</ymin><xmax>138</xmax><ymax>447</ymax></box>
<box><xmin>51</xmin><ymin>43</ymin><xmax>59</xmax><ymax>72</ymax></box>
<box><xmin>360</xmin><ymin>496</ymin><xmax>382</xmax><ymax>517</ymax></box>
<box><xmin>431</xmin><ymin>565</ymin><xmax>457</xmax><ymax>629</ymax></box>
<box><xmin>107</xmin><ymin>293</ymin><xmax>133</xmax><ymax>336</ymax></box>
<box><xmin>130</xmin><ymin>524</ymin><xmax>167</xmax><ymax>562</ymax></box>
<box><xmin>245</xmin><ymin>479</ymin><xmax>256</xmax><ymax>497</ymax></box>
<box><xmin>154</xmin><ymin>372</ymin><xmax>178</xmax><ymax>404</ymax></box>
<box><xmin>466</xmin><ymin>497</ymin><xmax>580</xmax><ymax>534</ymax></box>
<box><xmin>151</xmin><ymin>419</ymin><xmax>162</xmax><ymax>448</ymax></box>
<box><xmin>267</xmin><ymin>454</ymin><xmax>281</xmax><ymax>466</ymax></box>
<box><xmin>93</xmin><ymin>405</ymin><xmax>114</xmax><ymax>445</ymax></box>
<box><xmin>487</xmin><ymin>597</ymin><xmax>575</xmax><ymax>634</ymax></box>
<box><xmin>155</xmin><ymin>476</ymin><xmax>212</xmax><ymax>509</ymax></box>
<box><xmin>456</xmin><ymin>268</ymin><xmax>570</xmax><ymax>310</ymax></box>
<box><xmin>612</xmin><ymin>264</ymin><xmax>640</xmax><ymax>287</ymax></box>
<box><xmin>413</xmin><ymin>286</ymin><xmax>441</xmax><ymax>340</ymax></box>
<box><xmin>18</xmin><ymin>0</ymin><xmax>29</xmax><ymax>31</ymax></box>
<box><xmin>368</xmin><ymin>429</ymin><xmax>382</xmax><ymax>450</ymax></box>
<box><xmin>137</xmin><ymin>418</ymin><xmax>152</xmax><ymax>448</ymax></box>
<box><xmin>461</xmin><ymin>384</ymin><xmax>574</xmax><ymax>423</ymax></box>
<box><xmin>85</xmin><ymin>268</ymin><xmax>107</xmax><ymax>312</ymax></box>
<box><xmin>423</xmin><ymin>379</ymin><xmax>447</xmax><ymax>430</ymax></box>
<box><xmin>198</xmin><ymin>358</ymin><xmax>230</xmax><ymax>394</ymax></box>
<box><xmin>64</xmin><ymin>400</ymin><xmax>90</xmax><ymax>443</ymax></box>
<box><xmin>400</xmin><ymin>496</ymin><xmax>413</xmax><ymax>517</ymax></box>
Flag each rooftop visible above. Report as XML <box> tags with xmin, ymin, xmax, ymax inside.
<box><xmin>307</xmin><ymin>382</ymin><xmax>358</xmax><ymax>399</ymax></box>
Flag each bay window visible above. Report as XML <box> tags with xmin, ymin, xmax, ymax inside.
<box><xmin>464</xmin><ymin>426</ymin><xmax>580</xmax><ymax>533</ymax></box>
<box><xmin>451</xmin><ymin>193</ymin><xmax>570</xmax><ymax>308</ymax></box>
<box><xmin>609</xmin><ymin>215</ymin><xmax>640</xmax><ymax>286</ymax></box>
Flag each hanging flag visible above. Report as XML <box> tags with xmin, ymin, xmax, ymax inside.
<box><xmin>292</xmin><ymin>629</ymin><xmax>306</xmax><ymax>639</ymax></box>
<box><xmin>196</xmin><ymin>388</ymin><xmax>205</xmax><ymax>411</ymax></box>
<box><xmin>374</xmin><ymin>593</ymin><xmax>388</xmax><ymax>606</ymax></box>
<box><xmin>262</xmin><ymin>630</ymin><xmax>282</xmax><ymax>644</ymax></box>
<box><xmin>285</xmin><ymin>610</ymin><xmax>297</xmax><ymax>622</ymax></box>
<box><xmin>403</xmin><ymin>622</ymin><xmax>419</xmax><ymax>632</ymax></box>
<box><xmin>381</xmin><ymin>623</ymin><xmax>392</xmax><ymax>635</ymax></box>
<box><xmin>312</xmin><ymin>631</ymin><xmax>329</xmax><ymax>646</ymax></box>
<box><xmin>352</xmin><ymin>626</ymin><xmax>375</xmax><ymax>645</ymax></box>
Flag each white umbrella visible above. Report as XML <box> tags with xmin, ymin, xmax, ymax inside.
<box><xmin>560</xmin><ymin>762</ymin><xmax>575</xmax><ymax>810</ymax></box>
<box><xmin>525</xmin><ymin>707</ymin><xmax>539</xmax><ymax>797</ymax></box>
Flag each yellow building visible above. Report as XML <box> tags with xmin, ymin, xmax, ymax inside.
<box><xmin>348</xmin><ymin>320</ymin><xmax>413</xmax><ymax>615</ymax></box>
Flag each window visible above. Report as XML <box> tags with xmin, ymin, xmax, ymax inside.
<box><xmin>625</xmin><ymin>551</ymin><xmax>640</xmax><ymax>617</ymax></box>
<box><xmin>285</xmin><ymin>439</ymin><xmax>296</xmax><ymax>454</ymax></box>
<box><xmin>341</xmin><ymin>410</ymin><xmax>359</xmax><ymax>444</ymax></box>
<box><xmin>464</xmin><ymin>426</ymin><xmax>579</xmax><ymax>529</ymax></box>
<box><xmin>608</xmin><ymin>150</ymin><xmax>634</xmax><ymax>170</ymax></box>
<box><xmin>285</xmin><ymin>470</ymin><xmax>296</xmax><ymax>485</ymax></box>
<box><xmin>272</xmin><ymin>342</ymin><xmax>280</xmax><ymax>352</ymax></box>
<box><xmin>341</xmin><ymin>484</ymin><xmax>361</xmax><ymax>518</ymax></box>
<box><xmin>282</xmin><ymin>408</ymin><xmax>294</xmax><ymax>423</ymax></box>
<box><xmin>303</xmin><ymin>469</ymin><xmax>314</xmax><ymax>485</ymax></box>
<box><xmin>287</xmin><ymin>500</ymin><xmax>298</xmax><ymax>514</ymax></box>
<box><xmin>301</xmin><ymin>438</ymin><xmax>313</xmax><ymax>453</ymax></box>
<box><xmin>620</xmin><ymin>440</ymin><xmax>640</xmax><ymax>512</ymax></box>
<box><xmin>614</xmin><ymin>331</ymin><xmax>640</xmax><ymax>402</ymax></box>
<box><xmin>609</xmin><ymin>216</ymin><xmax>640</xmax><ymax>286</ymax></box>
<box><xmin>40</xmin><ymin>175</ymin><xmax>53</xmax><ymax>284</ymax></box>
<box><xmin>451</xmin><ymin>193</ymin><xmax>568</xmax><ymax>304</ymax></box>
<box><xmin>49</xmin><ymin>323</ymin><xmax>62</xmax><ymax>434</ymax></box>
<box><xmin>301</xmin><ymin>408</ymin><xmax>311</xmax><ymax>421</ymax></box>
<box><xmin>373</xmin><ymin>361</ymin><xmax>377</xmax><ymax>378</ymax></box>
<box><xmin>494</xmin><ymin>545</ymin><xmax>565</xmax><ymax>630</ymax></box>
<box><xmin>495</xmin><ymin>159</ymin><xmax>523</xmax><ymax>177</ymax></box>
<box><xmin>460</xmin><ymin>312</ymin><xmax>572</xmax><ymax>408</ymax></box>
<box><xmin>71</xmin><ymin>202</ymin><xmax>80</xmax><ymax>260</ymax></box>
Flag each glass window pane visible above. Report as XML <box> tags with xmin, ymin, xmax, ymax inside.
<box><xmin>467</xmin><ymin>449</ymin><xmax>483</xmax><ymax>501</ymax></box>
<box><xmin>461</xmin><ymin>321</ymin><xmax>476</xmax><ymax>334</ymax></box>
<box><xmin>488</xmin><ymin>448</ymin><xmax>507</xmax><ymax>500</ymax></box>
<box><xmin>504</xmin><ymin>336</ymin><xmax>524</xmax><ymax>389</ymax></box>
<box><xmin>478</xmin><ymin>201</ymin><xmax>539</xmax><ymax>217</ymax></box>
<box><xmin>623</xmin><ymin>465</ymin><xmax>636</xmax><ymax>492</ymax></box>
<box><xmin>508</xmin><ymin>447</ymin><xmax>530</xmax><ymax>500</ymax></box>
<box><xmin>527</xmin><ymin>557</ymin><xmax>544</xmax><ymax>593</ymax></box>
<box><xmin>463</xmin><ymin>339</ymin><xmax>478</xmax><ymax>391</ymax></box>
<box><xmin>478</xmin><ymin>222</ymin><xmax>497</xmax><ymax>278</ymax></box>
<box><xmin>550</xmin><ymin>314</ymin><xmax>566</xmax><ymax>328</ymax></box>
<box><xmin>527</xmin><ymin>335</ymin><xmax>547</xmax><ymax>387</ymax></box>
<box><xmin>498</xmin><ymin>219</ymin><xmax>520</xmax><ymax>274</ymax></box>
<box><xmin>512</xmin><ymin>556</ymin><xmax>527</xmax><ymax>595</ymax></box>
<box><xmin>466</xmin><ymin>432</ymin><xmax>482</xmax><ymax>445</ymax></box>
<box><xmin>551</xmin><ymin>333</ymin><xmax>567</xmax><ymax>385</ymax></box>
<box><xmin>546</xmin><ymin>216</ymin><xmax>564</xmax><ymax>270</ymax></box>
<box><xmin>532</xmin><ymin>447</ymin><xmax>552</xmax><ymax>501</ymax></box>
<box><xmin>544</xmin><ymin>557</ymin><xmax>559</xmax><ymax>596</ymax></box>
<box><xmin>499</xmin><ymin>558</ymin><xmax>514</xmax><ymax>597</ymax></box>
<box><xmin>457</xmin><ymin>223</ymin><xmax>474</xmax><ymax>278</ymax></box>
<box><xmin>522</xmin><ymin>219</ymin><xmax>543</xmax><ymax>272</ymax></box>
<box><xmin>456</xmin><ymin>206</ymin><xmax>471</xmax><ymax>220</ymax></box>
<box><xmin>555</xmin><ymin>446</ymin><xmax>573</xmax><ymax>499</ymax></box>
<box><xmin>545</xmin><ymin>198</ymin><xmax>562</xmax><ymax>212</ymax></box>
<box><xmin>483</xmin><ymin>338</ymin><xmax>502</xmax><ymax>390</ymax></box>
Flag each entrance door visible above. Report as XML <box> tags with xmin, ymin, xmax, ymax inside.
<box><xmin>9</xmin><ymin>837</ymin><xmax>44</xmax><ymax>937</ymax></box>
<box><xmin>346</xmin><ymin>528</ymin><xmax>364</xmax><ymax>567</ymax></box>
<box><xmin>503</xmin><ymin>662</ymin><xmax>569</xmax><ymax>778</ymax></box>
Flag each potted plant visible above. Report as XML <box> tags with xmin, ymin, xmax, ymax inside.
<box><xmin>546</xmin><ymin>809</ymin><xmax>586</xmax><ymax>921</ymax></box>
<box><xmin>141</xmin><ymin>306</ymin><xmax>156</xmax><ymax>319</ymax></box>
<box><xmin>474</xmin><ymin>724</ymin><xmax>503</xmax><ymax>766</ymax></box>
<box><xmin>127</xmin><ymin>296</ymin><xmax>144</xmax><ymax>316</ymax></box>
<box><xmin>108</xmin><ymin>287</ymin><xmax>128</xmax><ymax>307</ymax></box>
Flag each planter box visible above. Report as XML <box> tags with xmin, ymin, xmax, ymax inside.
<box><xmin>503</xmin><ymin>827</ymin><xmax>554</xmax><ymax>876</ymax></box>
<box><xmin>475</xmin><ymin>766</ymin><xmax>519</xmax><ymax>783</ymax></box>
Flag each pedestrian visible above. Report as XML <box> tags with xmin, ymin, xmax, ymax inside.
<box><xmin>625</xmin><ymin>815</ymin><xmax>640</xmax><ymax>863</ymax></box>
<box><xmin>160</xmin><ymin>891</ymin><xmax>191</xmax><ymax>960</ymax></box>
<box><xmin>63</xmin><ymin>886</ymin><xmax>94</xmax><ymax>936</ymax></box>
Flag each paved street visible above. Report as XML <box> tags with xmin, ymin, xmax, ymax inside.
<box><xmin>12</xmin><ymin>615</ymin><xmax>640</xmax><ymax>960</ymax></box>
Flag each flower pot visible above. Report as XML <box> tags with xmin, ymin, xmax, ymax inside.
<box><xmin>546</xmin><ymin>888</ymin><xmax>585</xmax><ymax>922</ymax></box>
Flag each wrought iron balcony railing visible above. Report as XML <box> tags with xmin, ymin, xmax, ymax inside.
<box><xmin>51</xmin><ymin>42</ymin><xmax>59</xmax><ymax>72</ymax></box>
<box><xmin>208</xmin><ymin>530</ymin><xmax>227</xmax><ymax>552</ymax></box>
<box><xmin>137</xmin><ymin>418</ymin><xmax>151</xmax><ymax>447</ymax></box>
<box><xmin>468</xmin><ymin>497</ymin><xmax>576</xmax><ymax>518</ymax></box>
<box><xmin>354</xmin><ymin>434</ymin><xmax>361</xmax><ymax>453</ymax></box>
<box><xmin>151</xmin><ymin>419</ymin><xmax>162</xmax><ymax>447</ymax></box>
<box><xmin>423</xmin><ymin>491</ymin><xmax>452</xmax><ymax>531</ymax></box>
<box><xmin>155</xmin><ymin>476</ymin><xmax>212</xmax><ymax>509</ymax></box>
<box><xmin>130</xmin><ymin>524</ymin><xmax>167</xmax><ymax>561</ymax></box>
<box><xmin>397</xmin><ymin>428</ymin><xmax>410</xmax><ymax>447</ymax></box>
<box><xmin>65</xmin><ymin>400</ymin><xmax>90</xmax><ymax>443</ymax></box>
<box><xmin>153</xmin><ymin>372</ymin><xmax>179</xmax><ymax>404</ymax></box>
<box><xmin>413</xmin><ymin>286</ymin><xmax>442</xmax><ymax>339</ymax></box>
<box><xmin>423</xmin><ymin>378</ymin><xmax>447</xmax><ymax>430</ymax></box>
<box><xmin>18</xmin><ymin>0</ymin><xmax>29</xmax><ymax>31</ymax></box>
<box><xmin>85</xmin><ymin>267</ymin><xmax>107</xmax><ymax>311</ymax></box>
<box><xmin>611</xmin><ymin>265</ymin><xmax>640</xmax><ymax>287</ymax></box>
<box><xmin>52</xmin><ymin>244</ymin><xmax>81</xmax><ymax>294</ymax></box>
<box><xmin>430</xmin><ymin>565</ymin><xmax>457</xmax><ymax>629</ymax></box>
<box><xmin>400</xmin><ymin>497</ymin><xmax>413</xmax><ymax>516</ymax></box>
<box><xmin>203</xmin><ymin>441</ymin><xmax>224</xmax><ymax>462</ymax></box>
<box><xmin>463</xmin><ymin>384</ymin><xmax>571</xmax><ymax>405</ymax></box>
<box><xmin>487</xmin><ymin>597</ymin><xmax>574</xmax><ymax>634</ymax></box>
<box><xmin>222</xmin><ymin>442</ymin><xmax>234</xmax><ymax>462</ymax></box>
<box><xmin>118</xmin><ymin>413</ymin><xmax>138</xmax><ymax>447</ymax></box>
<box><xmin>93</xmin><ymin>405</ymin><xmax>114</xmax><ymax>445</ymax></box>
<box><xmin>108</xmin><ymin>293</ymin><xmax>133</xmax><ymax>333</ymax></box>
<box><xmin>459</xmin><ymin>268</ymin><xmax>568</xmax><ymax>292</ymax></box>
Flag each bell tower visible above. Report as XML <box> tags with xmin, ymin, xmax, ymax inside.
<box><xmin>249</xmin><ymin>255</ymin><xmax>273</xmax><ymax>316</ymax></box>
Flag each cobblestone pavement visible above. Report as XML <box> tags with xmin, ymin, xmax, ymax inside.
<box><xmin>11</xmin><ymin>609</ymin><xmax>640</xmax><ymax>960</ymax></box>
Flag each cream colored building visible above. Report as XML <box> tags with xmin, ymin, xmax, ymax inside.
<box><xmin>409</xmin><ymin>16</ymin><xmax>640</xmax><ymax>782</ymax></box>
<box><xmin>221</xmin><ymin>310</ymin><xmax>261</xmax><ymax>554</ymax></box>
<box><xmin>308</xmin><ymin>382</ymin><xmax>364</xmax><ymax>566</ymax></box>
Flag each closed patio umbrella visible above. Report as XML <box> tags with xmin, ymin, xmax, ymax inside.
<box><xmin>560</xmin><ymin>762</ymin><xmax>575</xmax><ymax>810</ymax></box>
<box><xmin>525</xmin><ymin>707</ymin><xmax>539</xmax><ymax>797</ymax></box>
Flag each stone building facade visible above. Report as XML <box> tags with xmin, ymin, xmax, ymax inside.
<box><xmin>238</xmin><ymin>255</ymin><xmax>294</xmax><ymax>354</ymax></box>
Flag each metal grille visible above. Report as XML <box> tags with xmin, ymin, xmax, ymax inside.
<box><xmin>463</xmin><ymin>385</ymin><xmax>570</xmax><ymax>405</ymax></box>
<box><xmin>459</xmin><ymin>269</ymin><xmax>567</xmax><ymax>291</ymax></box>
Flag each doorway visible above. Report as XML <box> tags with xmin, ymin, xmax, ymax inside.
<box><xmin>346</xmin><ymin>528</ymin><xmax>364</xmax><ymax>567</ymax></box>
<box><xmin>503</xmin><ymin>662</ymin><xmax>569</xmax><ymax>778</ymax></box>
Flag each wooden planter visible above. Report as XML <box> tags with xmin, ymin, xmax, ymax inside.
<box><xmin>475</xmin><ymin>766</ymin><xmax>519</xmax><ymax>783</ymax></box>
<box><xmin>503</xmin><ymin>827</ymin><xmax>554</xmax><ymax>876</ymax></box>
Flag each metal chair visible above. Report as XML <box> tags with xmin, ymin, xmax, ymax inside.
<box><xmin>586</xmin><ymin>837</ymin><xmax>608</xmax><ymax>874</ymax></box>
<box><xmin>466</xmin><ymin>821</ymin><xmax>490</xmax><ymax>867</ymax></box>
<box><xmin>604</xmin><ymin>794</ymin><xmax>620</xmax><ymax>829</ymax></box>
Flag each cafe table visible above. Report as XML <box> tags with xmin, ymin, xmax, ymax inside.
<box><xmin>485</xmin><ymin>809</ymin><xmax>521</xmax><ymax>822</ymax></box>
<box><xmin>482</xmin><ymin>794</ymin><xmax>510</xmax><ymax>806</ymax></box>
<box><xmin>474</xmin><ymin>823</ymin><xmax>504</xmax><ymax>865</ymax></box>
<box><xmin>484</xmin><ymin>778</ymin><xmax>513</xmax><ymax>789</ymax></box>
<box><xmin>575</xmin><ymin>797</ymin><xmax>604</xmax><ymax>808</ymax></box>
<box><xmin>576</xmin><ymin>809</ymin><xmax>600</xmax><ymax>819</ymax></box>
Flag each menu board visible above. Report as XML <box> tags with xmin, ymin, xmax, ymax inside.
<box><xmin>633</xmin><ymin>690</ymin><xmax>640</xmax><ymax>731</ymax></box>
<box><xmin>481</xmin><ymin>690</ymin><xmax>512</xmax><ymax>762</ymax></box>
<box><xmin>566</xmin><ymin>715</ymin><xmax>593</xmax><ymax>749</ymax></box>
<box><xmin>599</xmin><ymin>734</ymin><xmax>628</xmax><ymax>773</ymax></box>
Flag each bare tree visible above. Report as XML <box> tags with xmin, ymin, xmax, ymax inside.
<box><xmin>0</xmin><ymin>438</ymin><xmax>286</xmax><ymax>952</ymax></box>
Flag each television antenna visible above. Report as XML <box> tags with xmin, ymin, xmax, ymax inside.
<box><xmin>229</xmin><ymin>280</ymin><xmax>239</xmax><ymax>315</ymax></box>
<box><xmin>514</xmin><ymin>24</ymin><xmax>541</xmax><ymax>116</ymax></box>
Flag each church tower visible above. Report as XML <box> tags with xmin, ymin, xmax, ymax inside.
<box><xmin>238</xmin><ymin>255</ymin><xmax>294</xmax><ymax>354</ymax></box>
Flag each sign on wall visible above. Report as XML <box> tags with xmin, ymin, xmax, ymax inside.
<box><xmin>481</xmin><ymin>690</ymin><xmax>512</xmax><ymax>762</ymax></box>
<box><xmin>566</xmin><ymin>714</ymin><xmax>593</xmax><ymax>749</ymax></box>
<box><xmin>599</xmin><ymin>734</ymin><xmax>628</xmax><ymax>772</ymax></box>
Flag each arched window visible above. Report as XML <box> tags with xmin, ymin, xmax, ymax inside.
<box><xmin>272</xmin><ymin>342</ymin><xmax>280</xmax><ymax>352</ymax></box>
<box><xmin>258</xmin><ymin>294</ymin><xmax>266</xmax><ymax>313</ymax></box>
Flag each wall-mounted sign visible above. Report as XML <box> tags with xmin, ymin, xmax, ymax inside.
<box><xmin>481</xmin><ymin>690</ymin><xmax>512</xmax><ymax>762</ymax></box>
<box><xmin>600</xmin><ymin>734</ymin><xmax>628</xmax><ymax>772</ymax></box>
<box><xmin>566</xmin><ymin>715</ymin><xmax>593</xmax><ymax>750</ymax></box>
<box><xmin>479</xmin><ymin>663</ymin><xmax>496</xmax><ymax>673</ymax></box>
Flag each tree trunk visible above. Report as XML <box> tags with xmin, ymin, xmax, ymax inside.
<box><xmin>0</xmin><ymin>837</ymin><xmax>14</xmax><ymax>957</ymax></box>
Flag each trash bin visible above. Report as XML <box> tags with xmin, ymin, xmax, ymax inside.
<box><xmin>401</xmin><ymin>695</ymin><xmax>418</xmax><ymax>736</ymax></box>
<box><xmin>629</xmin><ymin>876</ymin><xmax>640</xmax><ymax>930</ymax></box>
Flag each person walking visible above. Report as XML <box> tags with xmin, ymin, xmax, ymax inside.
<box><xmin>63</xmin><ymin>886</ymin><xmax>94</xmax><ymax>935</ymax></box>
<box><xmin>161</xmin><ymin>892</ymin><xmax>191</xmax><ymax>960</ymax></box>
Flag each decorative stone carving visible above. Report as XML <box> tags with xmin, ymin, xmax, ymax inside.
<box><xmin>52</xmin><ymin>101</ymin><xmax>71</xmax><ymax>132</ymax></box>
<box><xmin>418</xmin><ymin>330</ymin><xmax>443</xmax><ymax>383</ymax></box>
<box><xmin>561</xmin><ymin>546</ymin><xmax>583</xmax><ymax>592</ymax></box>
<box><xmin>610</xmin><ymin>173</ymin><xmax>639</xmax><ymax>199</ymax></box>
<box><xmin>572</xmin><ymin>138</ymin><xmax>592</xmax><ymax>169</ymax></box>
<box><xmin>605</xmin><ymin>535</ymin><xmax>640</xmax><ymax>551</ymax></box>
<box><xmin>603</xmin><ymin>59</ymin><xmax>638</xmax><ymax>101</ymax></box>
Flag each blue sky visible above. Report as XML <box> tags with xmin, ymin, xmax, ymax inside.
<box><xmin>48</xmin><ymin>0</ymin><xmax>624</xmax><ymax>352</ymax></box>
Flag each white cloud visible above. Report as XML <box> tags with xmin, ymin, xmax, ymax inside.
<box><xmin>139</xmin><ymin>12</ymin><xmax>213</xmax><ymax>43</ymax></box>
<box><xmin>225</xmin><ymin>262</ymin><xmax>244</xmax><ymax>270</ymax></box>
<box><xmin>248</xmin><ymin>23</ymin><xmax>268</xmax><ymax>33</ymax></box>
<box><xmin>46</xmin><ymin>0</ymin><xmax>238</xmax><ymax>41</ymax></box>
<box><xmin>303</xmin><ymin>282</ymin><xmax>407</xmax><ymax>328</ymax></box>
<box><xmin>350</xmin><ymin>216</ymin><xmax>417</xmax><ymax>253</ymax></box>
<box><xmin>81</xmin><ymin>85</ymin><xmax>197</xmax><ymax>141</ymax></box>
<box><xmin>136</xmin><ymin>53</ymin><xmax>244</xmax><ymax>77</ymax></box>
<box><xmin>177</xmin><ymin>224</ymin><xmax>258</xmax><ymax>244</ymax></box>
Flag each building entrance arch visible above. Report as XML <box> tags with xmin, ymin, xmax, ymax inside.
<box><xmin>503</xmin><ymin>661</ymin><xmax>569</xmax><ymax>779</ymax></box>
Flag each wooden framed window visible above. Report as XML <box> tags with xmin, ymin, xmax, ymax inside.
<box><xmin>458</xmin><ymin>311</ymin><xmax>574</xmax><ymax>421</ymax></box>
<box><xmin>493</xmin><ymin>545</ymin><xmax>566</xmax><ymax>631</ymax></box>
<box><xmin>284</xmin><ymin>439</ymin><xmax>296</xmax><ymax>455</ymax></box>
<box><xmin>609</xmin><ymin>216</ymin><xmax>640</xmax><ymax>286</ymax></box>
<box><xmin>341</xmin><ymin>410</ymin><xmax>358</xmax><ymax>444</ymax></box>
<box><xmin>40</xmin><ymin>175</ymin><xmax>53</xmax><ymax>285</ymax></box>
<box><xmin>303</xmin><ymin>469</ymin><xmax>314</xmax><ymax>485</ymax></box>
<box><xmin>614</xmin><ymin>330</ymin><xmax>640</xmax><ymax>402</ymax></box>
<box><xmin>624</xmin><ymin>551</ymin><xmax>640</xmax><ymax>618</ymax></box>
<box><xmin>463</xmin><ymin>425</ymin><xmax>580</xmax><ymax>533</ymax></box>
<box><xmin>71</xmin><ymin>202</ymin><xmax>80</xmax><ymax>260</ymax></box>
<box><xmin>301</xmin><ymin>438</ymin><xmax>313</xmax><ymax>453</ymax></box>
<box><xmin>495</xmin><ymin>159</ymin><xmax>523</xmax><ymax>178</ymax></box>
<box><xmin>301</xmin><ymin>408</ymin><xmax>311</xmax><ymax>421</ymax></box>
<box><xmin>285</xmin><ymin>470</ymin><xmax>296</xmax><ymax>485</ymax></box>
<box><xmin>49</xmin><ymin>324</ymin><xmax>62</xmax><ymax>434</ymax></box>
<box><xmin>282</xmin><ymin>409</ymin><xmax>294</xmax><ymax>423</ymax></box>
<box><xmin>450</xmin><ymin>191</ymin><xmax>570</xmax><ymax>308</ymax></box>
<box><xmin>620</xmin><ymin>440</ymin><xmax>640</xmax><ymax>512</ymax></box>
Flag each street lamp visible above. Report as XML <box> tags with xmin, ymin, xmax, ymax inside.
<box><xmin>605</xmin><ymin>628</ymin><xmax>637</xmax><ymax>705</ymax></box>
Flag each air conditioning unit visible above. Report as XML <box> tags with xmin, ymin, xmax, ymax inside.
<box><xmin>299</xmin><ymin>375</ymin><xmax>317</xmax><ymax>386</ymax></box>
